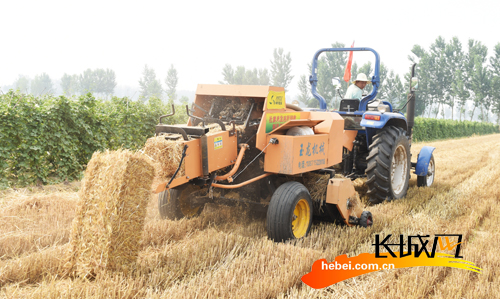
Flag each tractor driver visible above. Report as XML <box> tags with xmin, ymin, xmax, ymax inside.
<box><xmin>344</xmin><ymin>73</ymin><xmax>371</xmax><ymax>100</ymax></box>
<box><xmin>342</xmin><ymin>73</ymin><xmax>371</xmax><ymax>130</ymax></box>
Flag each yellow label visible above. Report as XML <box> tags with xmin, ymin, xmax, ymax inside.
<box><xmin>266</xmin><ymin>90</ymin><xmax>286</xmax><ymax>110</ymax></box>
<box><xmin>265</xmin><ymin>112</ymin><xmax>301</xmax><ymax>133</ymax></box>
<box><xmin>214</xmin><ymin>136</ymin><xmax>223</xmax><ymax>150</ymax></box>
<box><xmin>366</xmin><ymin>121</ymin><xmax>375</xmax><ymax>125</ymax></box>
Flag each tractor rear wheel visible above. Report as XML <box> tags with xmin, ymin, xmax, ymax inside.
<box><xmin>417</xmin><ymin>154</ymin><xmax>435</xmax><ymax>187</ymax></box>
<box><xmin>266</xmin><ymin>181</ymin><xmax>313</xmax><ymax>242</ymax></box>
<box><xmin>158</xmin><ymin>184</ymin><xmax>204</xmax><ymax>220</ymax></box>
<box><xmin>366</xmin><ymin>126</ymin><xmax>411</xmax><ymax>205</ymax></box>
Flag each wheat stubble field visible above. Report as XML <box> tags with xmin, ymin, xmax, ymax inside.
<box><xmin>1</xmin><ymin>134</ymin><xmax>499</xmax><ymax>299</ymax></box>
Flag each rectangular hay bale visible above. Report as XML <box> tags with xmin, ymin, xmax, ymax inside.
<box><xmin>66</xmin><ymin>149</ymin><xmax>154</xmax><ymax>278</ymax></box>
<box><xmin>143</xmin><ymin>136</ymin><xmax>186</xmax><ymax>180</ymax></box>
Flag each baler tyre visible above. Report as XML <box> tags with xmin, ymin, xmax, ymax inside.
<box><xmin>366</xmin><ymin>126</ymin><xmax>411</xmax><ymax>205</ymax></box>
<box><xmin>417</xmin><ymin>154</ymin><xmax>435</xmax><ymax>187</ymax></box>
<box><xmin>267</xmin><ymin>181</ymin><xmax>313</xmax><ymax>242</ymax></box>
<box><xmin>358</xmin><ymin>211</ymin><xmax>373</xmax><ymax>228</ymax></box>
<box><xmin>158</xmin><ymin>184</ymin><xmax>204</xmax><ymax>220</ymax></box>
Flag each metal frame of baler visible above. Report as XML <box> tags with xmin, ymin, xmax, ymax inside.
<box><xmin>154</xmin><ymin>96</ymin><xmax>276</xmax><ymax>211</ymax></box>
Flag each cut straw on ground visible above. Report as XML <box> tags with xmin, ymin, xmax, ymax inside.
<box><xmin>1</xmin><ymin>134</ymin><xmax>500</xmax><ymax>298</ymax></box>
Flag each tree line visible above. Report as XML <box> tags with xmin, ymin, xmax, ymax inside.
<box><xmin>61</xmin><ymin>69</ymin><xmax>117</xmax><ymax>98</ymax></box>
<box><xmin>8</xmin><ymin>65</ymin><xmax>183</xmax><ymax>104</ymax></box>
<box><xmin>410</xmin><ymin>37</ymin><xmax>500</xmax><ymax>123</ymax></box>
<box><xmin>12</xmin><ymin>69</ymin><xmax>118</xmax><ymax>98</ymax></box>
<box><xmin>136</xmin><ymin>64</ymin><xmax>186</xmax><ymax>105</ymax></box>
<box><xmin>218</xmin><ymin>48</ymin><xmax>294</xmax><ymax>93</ymax></box>
<box><xmin>5</xmin><ymin>37</ymin><xmax>500</xmax><ymax>124</ymax></box>
<box><xmin>294</xmin><ymin>38</ymin><xmax>500</xmax><ymax>124</ymax></box>
<box><xmin>217</xmin><ymin>45</ymin><xmax>406</xmax><ymax>110</ymax></box>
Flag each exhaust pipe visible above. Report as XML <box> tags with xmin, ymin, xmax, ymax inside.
<box><xmin>406</xmin><ymin>63</ymin><xmax>417</xmax><ymax>141</ymax></box>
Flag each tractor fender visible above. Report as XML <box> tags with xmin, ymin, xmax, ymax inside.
<box><xmin>360</xmin><ymin>112</ymin><xmax>407</xmax><ymax>130</ymax></box>
<box><xmin>361</xmin><ymin>112</ymin><xmax>408</xmax><ymax>147</ymax></box>
<box><xmin>415</xmin><ymin>146</ymin><xmax>435</xmax><ymax>176</ymax></box>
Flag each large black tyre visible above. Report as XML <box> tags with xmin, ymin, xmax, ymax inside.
<box><xmin>366</xmin><ymin>126</ymin><xmax>411</xmax><ymax>205</ymax></box>
<box><xmin>158</xmin><ymin>184</ymin><xmax>204</xmax><ymax>220</ymax></box>
<box><xmin>417</xmin><ymin>154</ymin><xmax>435</xmax><ymax>187</ymax></box>
<box><xmin>267</xmin><ymin>181</ymin><xmax>313</xmax><ymax>242</ymax></box>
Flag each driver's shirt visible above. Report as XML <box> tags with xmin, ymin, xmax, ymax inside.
<box><xmin>344</xmin><ymin>84</ymin><xmax>363</xmax><ymax>100</ymax></box>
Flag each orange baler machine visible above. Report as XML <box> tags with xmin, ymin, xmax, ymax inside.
<box><xmin>154</xmin><ymin>84</ymin><xmax>372</xmax><ymax>241</ymax></box>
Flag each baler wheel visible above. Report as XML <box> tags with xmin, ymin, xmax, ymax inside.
<box><xmin>158</xmin><ymin>184</ymin><xmax>204</xmax><ymax>220</ymax></box>
<box><xmin>266</xmin><ymin>181</ymin><xmax>313</xmax><ymax>242</ymax></box>
<box><xmin>417</xmin><ymin>154</ymin><xmax>435</xmax><ymax>187</ymax></box>
<box><xmin>366</xmin><ymin>126</ymin><xmax>411</xmax><ymax>205</ymax></box>
<box><xmin>358</xmin><ymin>211</ymin><xmax>373</xmax><ymax>228</ymax></box>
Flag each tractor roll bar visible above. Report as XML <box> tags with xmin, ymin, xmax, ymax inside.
<box><xmin>407</xmin><ymin>63</ymin><xmax>417</xmax><ymax>141</ymax></box>
<box><xmin>310</xmin><ymin>47</ymin><xmax>380</xmax><ymax>111</ymax></box>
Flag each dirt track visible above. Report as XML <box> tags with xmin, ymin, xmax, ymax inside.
<box><xmin>1</xmin><ymin>134</ymin><xmax>499</xmax><ymax>298</ymax></box>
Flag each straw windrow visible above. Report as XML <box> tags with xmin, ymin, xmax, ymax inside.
<box><xmin>65</xmin><ymin>150</ymin><xmax>154</xmax><ymax>278</ymax></box>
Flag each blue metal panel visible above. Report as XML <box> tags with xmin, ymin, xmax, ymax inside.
<box><xmin>309</xmin><ymin>47</ymin><xmax>380</xmax><ymax>111</ymax></box>
<box><xmin>359</xmin><ymin>112</ymin><xmax>406</xmax><ymax>129</ymax></box>
<box><xmin>337</xmin><ymin>111</ymin><xmax>364</xmax><ymax>116</ymax></box>
<box><xmin>415</xmin><ymin>146</ymin><xmax>436</xmax><ymax>176</ymax></box>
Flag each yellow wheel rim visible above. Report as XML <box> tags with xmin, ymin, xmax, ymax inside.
<box><xmin>291</xmin><ymin>199</ymin><xmax>311</xmax><ymax>238</ymax></box>
<box><xmin>178</xmin><ymin>186</ymin><xmax>201</xmax><ymax>217</ymax></box>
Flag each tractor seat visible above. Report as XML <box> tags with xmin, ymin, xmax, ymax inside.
<box><xmin>339</xmin><ymin>99</ymin><xmax>360</xmax><ymax>112</ymax></box>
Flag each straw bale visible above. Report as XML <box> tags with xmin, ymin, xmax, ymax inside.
<box><xmin>65</xmin><ymin>149</ymin><xmax>154</xmax><ymax>278</ymax></box>
<box><xmin>143</xmin><ymin>136</ymin><xmax>186</xmax><ymax>180</ymax></box>
<box><xmin>303</xmin><ymin>173</ymin><xmax>330</xmax><ymax>204</ymax></box>
<box><xmin>143</xmin><ymin>124</ymin><xmax>246</xmax><ymax>180</ymax></box>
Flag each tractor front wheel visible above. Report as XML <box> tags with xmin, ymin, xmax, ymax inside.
<box><xmin>266</xmin><ymin>181</ymin><xmax>313</xmax><ymax>242</ymax></box>
<box><xmin>366</xmin><ymin>126</ymin><xmax>411</xmax><ymax>205</ymax></box>
<box><xmin>417</xmin><ymin>154</ymin><xmax>435</xmax><ymax>187</ymax></box>
<box><xmin>158</xmin><ymin>184</ymin><xmax>204</xmax><ymax>220</ymax></box>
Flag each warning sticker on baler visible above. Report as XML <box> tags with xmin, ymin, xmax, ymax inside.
<box><xmin>265</xmin><ymin>112</ymin><xmax>301</xmax><ymax>133</ymax></box>
<box><xmin>214</xmin><ymin>136</ymin><xmax>223</xmax><ymax>150</ymax></box>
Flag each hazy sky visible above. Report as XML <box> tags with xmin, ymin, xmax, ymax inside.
<box><xmin>2</xmin><ymin>0</ymin><xmax>499</xmax><ymax>98</ymax></box>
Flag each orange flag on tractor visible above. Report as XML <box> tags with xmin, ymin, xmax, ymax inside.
<box><xmin>343</xmin><ymin>41</ymin><xmax>355</xmax><ymax>83</ymax></box>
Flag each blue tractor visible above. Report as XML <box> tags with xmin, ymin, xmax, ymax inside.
<box><xmin>309</xmin><ymin>47</ymin><xmax>435</xmax><ymax>204</ymax></box>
